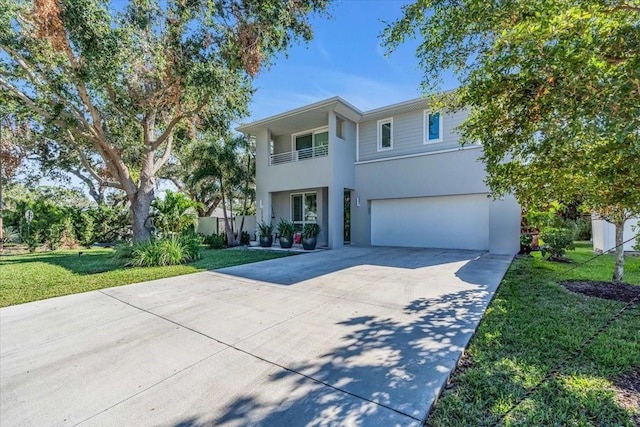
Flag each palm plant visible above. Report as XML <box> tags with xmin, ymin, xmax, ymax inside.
<box><xmin>276</xmin><ymin>218</ymin><xmax>295</xmax><ymax>238</ymax></box>
<box><xmin>150</xmin><ymin>190</ymin><xmax>200</xmax><ymax>236</ymax></box>
<box><xmin>276</xmin><ymin>218</ymin><xmax>295</xmax><ymax>248</ymax></box>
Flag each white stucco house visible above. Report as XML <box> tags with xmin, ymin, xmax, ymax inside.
<box><xmin>237</xmin><ymin>96</ymin><xmax>521</xmax><ymax>255</ymax></box>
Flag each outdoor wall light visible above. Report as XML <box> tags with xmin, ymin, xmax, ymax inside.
<box><xmin>259</xmin><ymin>200</ymin><xmax>263</xmax><ymax>209</ymax></box>
<box><xmin>356</xmin><ymin>197</ymin><xmax>360</xmax><ymax>207</ymax></box>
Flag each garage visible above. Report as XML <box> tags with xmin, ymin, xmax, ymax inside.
<box><xmin>370</xmin><ymin>194</ymin><xmax>490</xmax><ymax>250</ymax></box>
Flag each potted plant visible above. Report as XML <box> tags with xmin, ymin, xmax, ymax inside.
<box><xmin>276</xmin><ymin>218</ymin><xmax>295</xmax><ymax>249</ymax></box>
<box><xmin>301</xmin><ymin>223</ymin><xmax>321</xmax><ymax>250</ymax></box>
<box><xmin>257</xmin><ymin>222</ymin><xmax>274</xmax><ymax>247</ymax></box>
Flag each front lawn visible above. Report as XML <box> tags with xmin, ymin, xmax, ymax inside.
<box><xmin>0</xmin><ymin>248</ymin><xmax>291</xmax><ymax>307</ymax></box>
<box><xmin>428</xmin><ymin>242</ymin><xmax>640</xmax><ymax>426</ymax></box>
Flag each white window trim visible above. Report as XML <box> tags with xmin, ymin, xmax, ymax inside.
<box><xmin>377</xmin><ymin>117</ymin><xmax>393</xmax><ymax>152</ymax></box>
<box><xmin>290</xmin><ymin>192</ymin><xmax>318</xmax><ymax>226</ymax></box>
<box><xmin>424</xmin><ymin>110</ymin><xmax>443</xmax><ymax>144</ymax></box>
<box><xmin>291</xmin><ymin>126</ymin><xmax>329</xmax><ymax>151</ymax></box>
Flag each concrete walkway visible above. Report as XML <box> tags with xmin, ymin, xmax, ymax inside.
<box><xmin>0</xmin><ymin>247</ymin><xmax>512</xmax><ymax>426</ymax></box>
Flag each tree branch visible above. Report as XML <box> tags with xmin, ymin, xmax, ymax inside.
<box><xmin>0</xmin><ymin>77</ymin><xmax>55</xmax><ymax>120</ymax></box>
<box><xmin>63</xmin><ymin>48</ymin><xmax>107</xmax><ymax>141</ymax></box>
<box><xmin>1</xmin><ymin>46</ymin><xmax>45</xmax><ymax>86</ymax></box>
<box><xmin>153</xmin><ymin>134</ymin><xmax>173</xmax><ymax>174</ymax></box>
<box><xmin>608</xmin><ymin>4</ymin><xmax>640</xmax><ymax>13</ymax></box>
<box><xmin>150</xmin><ymin>97</ymin><xmax>209</xmax><ymax>151</ymax></box>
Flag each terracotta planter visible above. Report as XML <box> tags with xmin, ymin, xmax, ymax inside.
<box><xmin>302</xmin><ymin>237</ymin><xmax>317</xmax><ymax>250</ymax></box>
<box><xmin>279</xmin><ymin>235</ymin><xmax>293</xmax><ymax>249</ymax></box>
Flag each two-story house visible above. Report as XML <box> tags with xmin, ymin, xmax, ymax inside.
<box><xmin>237</xmin><ymin>96</ymin><xmax>520</xmax><ymax>255</ymax></box>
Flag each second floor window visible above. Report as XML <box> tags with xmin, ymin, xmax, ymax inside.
<box><xmin>425</xmin><ymin>111</ymin><xmax>443</xmax><ymax>143</ymax></box>
<box><xmin>377</xmin><ymin>118</ymin><xmax>393</xmax><ymax>151</ymax></box>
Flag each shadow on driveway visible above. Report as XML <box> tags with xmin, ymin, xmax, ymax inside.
<box><xmin>169</xmin><ymin>288</ymin><xmax>494</xmax><ymax>425</ymax></box>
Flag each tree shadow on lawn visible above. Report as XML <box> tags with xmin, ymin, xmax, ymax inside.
<box><xmin>0</xmin><ymin>249</ymin><xmax>117</xmax><ymax>275</ymax></box>
<box><xmin>167</xmin><ymin>288</ymin><xmax>495</xmax><ymax>426</ymax></box>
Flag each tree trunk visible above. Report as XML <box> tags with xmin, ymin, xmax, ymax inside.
<box><xmin>233</xmin><ymin>171</ymin><xmax>250</xmax><ymax>246</ymax></box>
<box><xmin>220</xmin><ymin>180</ymin><xmax>235</xmax><ymax>246</ymax></box>
<box><xmin>612</xmin><ymin>220</ymin><xmax>625</xmax><ymax>283</ymax></box>
<box><xmin>129</xmin><ymin>179</ymin><xmax>155</xmax><ymax>242</ymax></box>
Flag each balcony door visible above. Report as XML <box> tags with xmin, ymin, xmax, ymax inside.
<box><xmin>293</xmin><ymin>128</ymin><xmax>328</xmax><ymax>160</ymax></box>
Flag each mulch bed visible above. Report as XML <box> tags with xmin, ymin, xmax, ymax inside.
<box><xmin>561</xmin><ymin>280</ymin><xmax>640</xmax><ymax>305</ymax></box>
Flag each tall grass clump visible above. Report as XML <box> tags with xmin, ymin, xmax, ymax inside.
<box><xmin>115</xmin><ymin>233</ymin><xmax>202</xmax><ymax>267</ymax></box>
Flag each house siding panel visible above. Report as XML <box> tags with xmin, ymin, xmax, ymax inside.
<box><xmin>358</xmin><ymin>108</ymin><xmax>470</xmax><ymax>162</ymax></box>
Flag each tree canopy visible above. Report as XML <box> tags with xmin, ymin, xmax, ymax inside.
<box><xmin>1</xmin><ymin>0</ymin><xmax>329</xmax><ymax>241</ymax></box>
<box><xmin>383</xmin><ymin>0</ymin><xmax>640</xmax><ymax>281</ymax></box>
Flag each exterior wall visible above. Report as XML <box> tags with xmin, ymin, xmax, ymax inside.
<box><xmin>273</xmin><ymin>134</ymin><xmax>291</xmax><ymax>154</ymax></box>
<box><xmin>254</xmin><ymin>114</ymin><xmax>358</xmax><ymax>248</ymax></box>
<box><xmin>352</xmin><ymin>147</ymin><xmax>488</xmax><ymax>247</ymax></box>
<box><xmin>327</xmin><ymin>112</ymin><xmax>357</xmax><ymax>248</ymax></box>
<box><xmin>592</xmin><ymin>216</ymin><xmax>639</xmax><ymax>252</ymax></box>
<box><xmin>488</xmin><ymin>195</ymin><xmax>521</xmax><ymax>254</ymax></box>
<box><xmin>197</xmin><ymin>216</ymin><xmax>257</xmax><ymax>239</ymax></box>
<box><xmin>250</xmin><ymin>98</ymin><xmax>520</xmax><ymax>254</ymax></box>
<box><xmin>270</xmin><ymin>188</ymin><xmax>329</xmax><ymax>247</ymax></box>
<box><xmin>358</xmin><ymin>108</ymin><xmax>469</xmax><ymax>162</ymax></box>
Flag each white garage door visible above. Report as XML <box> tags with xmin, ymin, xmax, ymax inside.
<box><xmin>371</xmin><ymin>195</ymin><xmax>490</xmax><ymax>250</ymax></box>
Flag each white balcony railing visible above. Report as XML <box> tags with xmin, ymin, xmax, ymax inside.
<box><xmin>270</xmin><ymin>145</ymin><xmax>328</xmax><ymax>165</ymax></box>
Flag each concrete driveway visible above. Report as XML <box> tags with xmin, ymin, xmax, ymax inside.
<box><xmin>1</xmin><ymin>247</ymin><xmax>512</xmax><ymax>426</ymax></box>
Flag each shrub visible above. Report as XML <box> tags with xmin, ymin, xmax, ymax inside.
<box><xmin>2</xmin><ymin>226</ymin><xmax>21</xmax><ymax>244</ymax></box>
<box><xmin>115</xmin><ymin>234</ymin><xmax>201</xmax><ymax>267</ymax></box>
<box><xmin>150</xmin><ymin>190</ymin><xmax>200</xmax><ymax>236</ymax></box>
<box><xmin>91</xmin><ymin>205</ymin><xmax>131</xmax><ymax>243</ymax></box>
<box><xmin>25</xmin><ymin>230</ymin><xmax>42</xmax><ymax>253</ymax></box>
<box><xmin>573</xmin><ymin>216</ymin><xmax>592</xmax><ymax>241</ymax></box>
<box><xmin>60</xmin><ymin>217</ymin><xmax>78</xmax><ymax>249</ymax></box>
<box><xmin>540</xmin><ymin>227</ymin><xmax>575</xmax><ymax>259</ymax></box>
<box><xmin>179</xmin><ymin>232</ymin><xmax>203</xmax><ymax>258</ymax></box>
<box><xmin>76</xmin><ymin>211</ymin><xmax>95</xmax><ymax>248</ymax></box>
<box><xmin>46</xmin><ymin>222</ymin><xmax>65</xmax><ymax>251</ymax></box>
<box><xmin>203</xmin><ymin>233</ymin><xmax>225</xmax><ymax>249</ymax></box>
<box><xmin>240</xmin><ymin>231</ymin><xmax>250</xmax><ymax>245</ymax></box>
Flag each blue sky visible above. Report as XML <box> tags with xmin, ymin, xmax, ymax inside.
<box><xmin>247</xmin><ymin>0</ymin><xmax>459</xmax><ymax>122</ymax></box>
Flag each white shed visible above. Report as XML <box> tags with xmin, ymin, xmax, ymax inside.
<box><xmin>591</xmin><ymin>216</ymin><xmax>639</xmax><ymax>252</ymax></box>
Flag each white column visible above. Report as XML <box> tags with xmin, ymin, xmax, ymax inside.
<box><xmin>327</xmin><ymin>185</ymin><xmax>344</xmax><ymax>249</ymax></box>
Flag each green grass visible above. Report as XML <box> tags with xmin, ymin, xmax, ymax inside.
<box><xmin>0</xmin><ymin>247</ymin><xmax>291</xmax><ymax>307</ymax></box>
<box><xmin>428</xmin><ymin>242</ymin><xmax>640</xmax><ymax>426</ymax></box>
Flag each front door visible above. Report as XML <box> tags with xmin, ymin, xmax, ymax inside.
<box><xmin>344</xmin><ymin>190</ymin><xmax>351</xmax><ymax>244</ymax></box>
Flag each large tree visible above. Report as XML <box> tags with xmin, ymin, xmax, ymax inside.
<box><xmin>383</xmin><ymin>0</ymin><xmax>640</xmax><ymax>282</ymax></box>
<box><xmin>1</xmin><ymin>0</ymin><xmax>328</xmax><ymax>241</ymax></box>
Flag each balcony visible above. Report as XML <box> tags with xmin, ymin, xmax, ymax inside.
<box><xmin>269</xmin><ymin>145</ymin><xmax>328</xmax><ymax>165</ymax></box>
